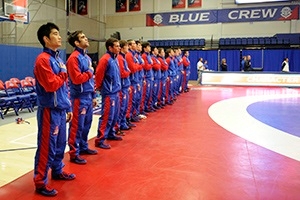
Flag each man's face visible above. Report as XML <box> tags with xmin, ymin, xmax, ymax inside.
<box><xmin>111</xmin><ymin>41</ymin><xmax>121</xmax><ymax>54</ymax></box>
<box><xmin>136</xmin><ymin>43</ymin><xmax>142</xmax><ymax>52</ymax></box>
<box><xmin>129</xmin><ymin>41</ymin><xmax>137</xmax><ymax>51</ymax></box>
<box><xmin>144</xmin><ymin>45</ymin><xmax>151</xmax><ymax>53</ymax></box>
<box><xmin>45</xmin><ymin>28</ymin><xmax>61</xmax><ymax>49</ymax></box>
<box><xmin>76</xmin><ymin>33</ymin><xmax>89</xmax><ymax>49</ymax></box>
<box><xmin>152</xmin><ymin>47</ymin><xmax>158</xmax><ymax>55</ymax></box>
<box><xmin>122</xmin><ymin>44</ymin><xmax>129</xmax><ymax>54</ymax></box>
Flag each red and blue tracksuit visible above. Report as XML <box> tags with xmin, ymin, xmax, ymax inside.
<box><xmin>66</xmin><ymin>47</ymin><xmax>95</xmax><ymax>159</ymax></box>
<box><xmin>125</xmin><ymin>49</ymin><xmax>142</xmax><ymax>120</ymax></box>
<box><xmin>158</xmin><ymin>56</ymin><xmax>168</xmax><ymax>105</ymax></box>
<box><xmin>33</xmin><ymin>48</ymin><xmax>71</xmax><ymax>188</ymax></box>
<box><xmin>135</xmin><ymin>52</ymin><xmax>145</xmax><ymax>115</ymax></box>
<box><xmin>166</xmin><ymin>56</ymin><xmax>177</xmax><ymax>103</ymax></box>
<box><xmin>95</xmin><ymin>51</ymin><xmax>121</xmax><ymax>145</ymax></box>
<box><xmin>117</xmin><ymin>52</ymin><xmax>131</xmax><ymax>129</ymax></box>
<box><xmin>151</xmin><ymin>55</ymin><xmax>161</xmax><ymax>107</ymax></box>
<box><xmin>175</xmin><ymin>55</ymin><xmax>184</xmax><ymax>93</ymax></box>
<box><xmin>142</xmin><ymin>52</ymin><xmax>154</xmax><ymax>111</ymax></box>
<box><xmin>182</xmin><ymin>55</ymin><xmax>191</xmax><ymax>91</ymax></box>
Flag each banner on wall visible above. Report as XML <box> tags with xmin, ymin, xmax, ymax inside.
<box><xmin>70</xmin><ymin>0</ymin><xmax>76</xmax><ymax>13</ymax></box>
<box><xmin>77</xmin><ymin>0</ymin><xmax>88</xmax><ymax>15</ymax></box>
<box><xmin>172</xmin><ymin>0</ymin><xmax>186</xmax><ymax>9</ymax></box>
<box><xmin>188</xmin><ymin>0</ymin><xmax>202</xmax><ymax>8</ymax></box>
<box><xmin>116</xmin><ymin>0</ymin><xmax>127</xmax><ymax>12</ymax></box>
<box><xmin>129</xmin><ymin>0</ymin><xmax>141</xmax><ymax>11</ymax></box>
<box><xmin>146</xmin><ymin>5</ymin><xmax>299</xmax><ymax>26</ymax></box>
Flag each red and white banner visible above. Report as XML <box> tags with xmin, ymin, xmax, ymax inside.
<box><xmin>172</xmin><ymin>0</ymin><xmax>186</xmax><ymax>9</ymax></box>
<box><xmin>188</xmin><ymin>0</ymin><xmax>202</xmax><ymax>8</ymax></box>
<box><xmin>116</xmin><ymin>0</ymin><xmax>127</xmax><ymax>12</ymax></box>
<box><xmin>129</xmin><ymin>0</ymin><xmax>141</xmax><ymax>12</ymax></box>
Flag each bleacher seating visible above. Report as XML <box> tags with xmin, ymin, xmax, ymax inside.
<box><xmin>218</xmin><ymin>34</ymin><xmax>296</xmax><ymax>48</ymax></box>
<box><xmin>148</xmin><ymin>38</ymin><xmax>206</xmax><ymax>48</ymax></box>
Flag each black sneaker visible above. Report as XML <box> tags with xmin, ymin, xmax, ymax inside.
<box><xmin>96</xmin><ymin>142</ymin><xmax>111</xmax><ymax>149</ymax></box>
<box><xmin>79</xmin><ymin>148</ymin><xmax>98</xmax><ymax>155</ymax></box>
<box><xmin>36</xmin><ymin>185</ymin><xmax>58</xmax><ymax>196</ymax></box>
<box><xmin>107</xmin><ymin>135</ymin><xmax>123</xmax><ymax>141</ymax></box>
<box><xmin>52</xmin><ymin>171</ymin><xmax>76</xmax><ymax>180</ymax></box>
<box><xmin>70</xmin><ymin>156</ymin><xmax>87</xmax><ymax>165</ymax></box>
<box><xmin>116</xmin><ymin>130</ymin><xmax>125</xmax><ymax>136</ymax></box>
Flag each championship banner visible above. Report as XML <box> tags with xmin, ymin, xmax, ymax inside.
<box><xmin>116</xmin><ymin>0</ymin><xmax>127</xmax><ymax>12</ymax></box>
<box><xmin>188</xmin><ymin>0</ymin><xmax>202</xmax><ymax>8</ymax></box>
<box><xmin>129</xmin><ymin>0</ymin><xmax>141</xmax><ymax>12</ymax></box>
<box><xmin>172</xmin><ymin>0</ymin><xmax>186</xmax><ymax>9</ymax></box>
<box><xmin>146</xmin><ymin>5</ymin><xmax>299</xmax><ymax>26</ymax></box>
<box><xmin>201</xmin><ymin>71</ymin><xmax>300</xmax><ymax>87</ymax></box>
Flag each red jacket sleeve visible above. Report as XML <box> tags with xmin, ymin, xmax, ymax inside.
<box><xmin>66</xmin><ymin>55</ymin><xmax>93</xmax><ymax>85</ymax></box>
<box><xmin>125</xmin><ymin>53</ymin><xmax>140</xmax><ymax>73</ymax></box>
<box><xmin>118</xmin><ymin>54</ymin><xmax>130</xmax><ymax>78</ymax></box>
<box><xmin>34</xmin><ymin>55</ymin><xmax>67</xmax><ymax>92</ymax></box>
<box><xmin>142</xmin><ymin>54</ymin><xmax>152</xmax><ymax>71</ymax></box>
<box><xmin>182</xmin><ymin>56</ymin><xmax>190</xmax><ymax>67</ymax></box>
<box><xmin>158</xmin><ymin>57</ymin><xmax>168</xmax><ymax>71</ymax></box>
<box><xmin>152</xmin><ymin>57</ymin><xmax>161</xmax><ymax>71</ymax></box>
<box><xmin>95</xmin><ymin>56</ymin><xmax>108</xmax><ymax>90</ymax></box>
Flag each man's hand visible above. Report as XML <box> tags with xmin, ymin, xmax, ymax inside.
<box><xmin>92</xmin><ymin>98</ymin><xmax>98</xmax><ymax>108</ymax></box>
<box><xmin>66</xmin><ymin>112</ymin><xmax>73</xmax><ymax>123</ymax></box>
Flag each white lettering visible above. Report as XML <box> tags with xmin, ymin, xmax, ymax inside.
<box><xmin>228</xmin><ymin>11</ymin><xmax>239</xmax><ymax>20</ymax></box>
<box><xmin>250</xmin><ymin>9</ymin><xmax>261</xmax><ymax>19</ymax></box>
<box><xmin>169</xmin><ymin>13</ymin><xmax>210</xmax><ymax>23</ymax></box>
<box><xmin>180</xmin><ymin>14</ymin><xmax>188</xmax><ymax>22</ymax></box>
<box><xmin>228</xmin><ymin>8</ymin><xmax>278</xmax><ymax>20</ymax></box>
<box><xmin>239</xmin><ymin>10</ymin><xmax>250</xmax><ymax>19</ymax></box>
<box><xmin>261</xmin><ymin>8</ymin><xmax>277</xmax><ymax>18</ymax></box>
<box><xmin>169</xmin><ymin>14</ymin><xmax>179</xmax><ymax>23</ymax></box>
<box><xmin>199</xmin><ymin>12</ymin><xmax>210</xmax><ymax>21</ymax></box>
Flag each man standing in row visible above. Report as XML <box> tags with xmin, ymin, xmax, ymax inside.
<box><xmin>66</xmin><ymin>30</ymin><xmax>98</xmax><ymax>165</ymax></box>
<box><xmin>33</xmin><ymin>22</ymin><xmax>75</xmax><ymax>197</ymax></box>
<box><xmin>95</xmin><ymin>38</ymin><xmax>123</xmax><ymax>149</ymax></box>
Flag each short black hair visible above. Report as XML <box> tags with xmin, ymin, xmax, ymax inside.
<box><xmin>37</xmin><ymin>22</ymin><xmax>59</xmax><ymax>47</ymax></box>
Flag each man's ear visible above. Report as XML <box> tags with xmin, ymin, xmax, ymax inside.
<box><xmin>75</xmin><ymin>40</ymin><xmax>80</xmax><ymax>47</ymax></box>
<box><xmin>43</xmin><ymin>35</ymin><xmax>50</xmax><ymax>44</ymax></box>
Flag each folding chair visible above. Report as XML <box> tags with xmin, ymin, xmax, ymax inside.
<box><xmin>20</xmin><ymin>79</ymin><xmax>37</xmax><ymax>109</ymax></box>
<box><xmin>5</xmin><ymin>80</ymin><xmax>33</xmax><ymax>115</ymax></box>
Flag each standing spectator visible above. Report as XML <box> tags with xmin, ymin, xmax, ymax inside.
<box><xmin>95</xmin><ymin>38</ymin><xmax>122</xmax><ymax>150</ymax></box>
<box><xmin>182</xmin><ymin>50</ymin><xmax>190</xmax><ymax>92</ymax></box>
<box><xmin>281</xmin><ymin>57</ymin><xmax>289</xmax><ymax>72</ymax></box>
<box><xmin>244</xmin><ymin>55</ymin><xmax>252</xmax><ymax>71</ymax></box>
<box><xmin>66</xmin><ymin>30</ymin><xmax>98</xmax><ymax>165</ymax></box>
<box><xmin>196</xmin><ymin>57</ymin><xmax>204</xmax><ymax>84</ymax></box>
<box><xmin>240</xmin><ymin>56</ymin><xmax>246</xmax><ymax>71</ymax></box>
<box><xmin>220</xmin><ymin>58</ymin><xmax>228</xmax><ymax>71</ymax></box>
<box><xmin>33</xmin><ymin>22</ymin><xmax>75</xmax><ymax>197</ymax></box>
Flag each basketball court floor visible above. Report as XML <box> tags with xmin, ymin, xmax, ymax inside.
<box><xmin>1</xmin><ymin>84</ymin><xmax>300</xmax><ymax>199</ymax></box>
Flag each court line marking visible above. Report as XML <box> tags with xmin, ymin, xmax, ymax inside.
<box><xmin>208</xmin><ymin>93</ymin><xmax>300</xmax><ymax>161</ymax></box>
